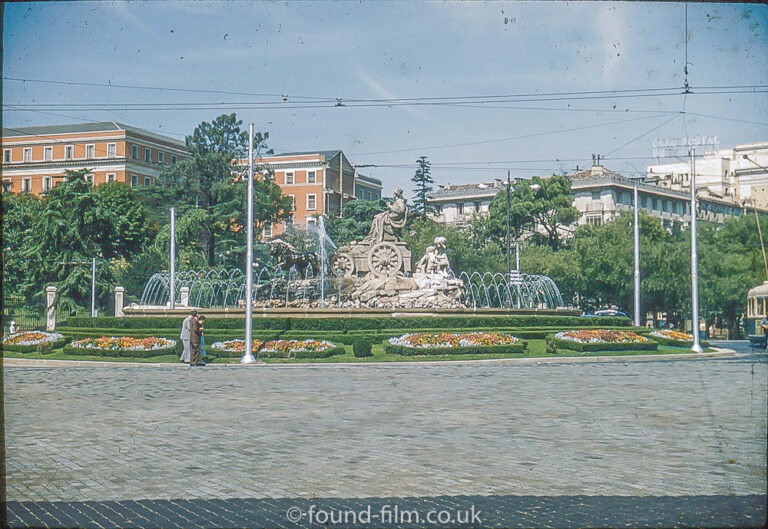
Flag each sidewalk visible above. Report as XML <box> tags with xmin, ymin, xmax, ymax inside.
<box><xmin>1</xmin><ymin>348</ymin><xmax>737</xmax><ymax>368</ymax></box>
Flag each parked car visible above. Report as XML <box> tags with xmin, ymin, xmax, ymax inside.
<box><xmin>583</xmin><ymin>309</ymin><xmax>628</xmax><ymax>318</ymax></box>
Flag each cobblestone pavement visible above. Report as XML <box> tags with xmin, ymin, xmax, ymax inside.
<box><xmin>4</xmin><ymin>352</ymin><xmax>767</xmax><ymax>527</ymax></box>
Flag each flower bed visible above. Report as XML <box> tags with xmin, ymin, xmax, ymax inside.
<box><xmin>648</xmin><ymin>329</ymin><xmax>706</xmax><ymax>347</ymax></box>
<box><xmin>210</xmin><ymin>339</ymin><xmax>345</xmax><ymax>359</ymax></box>
<box><xmin>2</xmin><ymin>331</ymin><xmax>66</xmax><ymax>353</ymax></box>
<box><xmin>385</xmin><ymin>332</ymin><xmax>527</xmax><ymax>356</ymax></box>
<box><xmin>64</xmin><ymin>336</ymin><xmax>177</xmax><ymax>357</ymax></box>
<box><xmin>547</xmin><ymin>329</ymin><xmax>657</xmax><ymax>352</ymax></box>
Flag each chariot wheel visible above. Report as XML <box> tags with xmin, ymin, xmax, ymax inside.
<box><xmin>367</xmin><ymin>242</ymin><xmax>403</xmax><ymax>278</ymax></box>
<box><xmin>331</xmin><ymin>252</ymin><xmax>356</xmax><ymax>278</ymax></box>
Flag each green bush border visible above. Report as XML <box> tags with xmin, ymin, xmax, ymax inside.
<box><xmin>63</xmin><ymin>338</ymin><xmax>179</xmax><ymax>358</ymax></box>
<box><xmin>385</xmin><ymin>341</ymin><xmax>527</xmax><ymax>356</ymax></box>
<box><xmin>546</xmin><ymin>336</ymin><xmax>657</xmax><ymax>352</ymax></box>
<box><xmin>648</xmin><ymin>334</ymin><xmax>709</xmax><ymax>347</ymax></box>
<box><xmin>65</xmin><ymin>315</ymin><xmax>630</xmax><ymax>332</ymax></box>
<box><xmin>255</xmin><ymin>346</ymin><xmax>346</xmax><ymax>359</ymax></box>
<box><xmin>2</xmin><ymin>338</ymin><xmax>67</xmax><ymax>354</ymax></box>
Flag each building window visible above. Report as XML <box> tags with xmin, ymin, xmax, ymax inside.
<box><xmin>85</xmin><ymin>174</ymin><xmax>94</xmax><ymax>184</ymax></box>
<box><xmin>262</xmin><ymin>224</ymin><xmax>273</xmax><ymax>238</ymax></box>
<box><xmin>44</xmin><ymin>147</ymin><xmax>53</xmax><ymax>161</ymax></box>
<box><xmin>86</xmin><ymin>145</ymin><xmax>95</xmax><ymax>158</ymax></box>
<box><xmin>3</xmin><ymin>150</ymin><xmax>11</xmax><ymax>163</ymax></box>
<box><xmin>144</xmin><ymin>176</ymin><xmax>153</xmax><ymax>186</ymax></box>
<box><xmin>144</xmin><ymin>148</ymin><xmax>151</xmax><ymax>162</ymax></box>
<box><xmin>307</xmin><ymin>193</ymin><xmax>316</xmax><ymax>210</ymax></box>
<box><xmin>131</xmin><ymin>174</ymin><xmax>139</xmax><ymax>187</ymax></box>
<box><xmin>22</xmin><ymin>178</ymin><xmax>32</xmax><ymax>192</ymax></box>
<box><xmin>287</xmin><ymin>194</ymin><xmax>295</xmax><ymax>211</ymax></box>
<box><xmin>587</xmin><ymin>215</ymin><xmax>602</xmax><ymax>226</ymax></box>
<box><xmin>23</xmin><ymin>148</ymin><xmax>32</xmax><ymax>162</ymax></box>
<box><xmin>171</xmin><ymin>155</ymin><xmax>177</xmax><ymax>164</ymax></box>
<box><xmin>42</xmin><ymin>177</ymin><xmax>51</xmax><ymax>192</ymax></box>
<box><xmin>457</xmin><ymin>203</ymin><xmax>464</xmax><ymax>214</ymax></box>
<box><xmin>285</xmin><ymin>172</ymin><xmax>294</xmax><ymax>185</ymax></box>
<box><xmin>107</xmin><ymin>143</ymin><xmax>117</xmax><ymax>158</ymax></box>
<box><xmin>2</xmin><ymin>179</ymin><xmax>12</xmax><ymax>193</ymax></box>
<box><xmin>158</xmin><ymin>151</ymin><xmax>165</xmax><ymax>164</ymax></box>
<box><xmin>591</xmin><ymin>191</ymin><xmax>600</xmax><ymax>200</ymax></box>
<box><xmin>131</xmin><ymin>145</ymin><xmax>139</xmax><ymax>159</ymax></box>
<box><xmin>641</xmin><ymin>196</ymin><xmax>647</xmax><ymax>208</ymax></box>
<box><xmin>306</xmin><ymin>216</ymin><xmax>317</xmax><ymax>227</ymax></box>
<box><xmin>106</xmin><ymin>173</ymin><xmax>116</xmax><ymax>183</ymax></box>
<box><xmin>307</xmin><ymin>171</ymin><xmax>316</xmax><ymax>184</ymax></box>
<box><xmin>65</xmin><ymin>145</ymin><xmax>73</xmax><ymax>160</ymax></box>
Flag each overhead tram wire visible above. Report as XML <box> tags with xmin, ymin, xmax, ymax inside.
<box><xmin>349</xmin><ymin>113</ymin><xmax>679</xmax><ymax>156</ymax></box>
<box><xmin>7</xmin><ymin>88</ymin><xmax>766</xmax><ymax>112</ymax></box>
<box><xmin>4</xmin><ymin>80</ymin><xmax>765</xmax><ymax>112</ymax></box>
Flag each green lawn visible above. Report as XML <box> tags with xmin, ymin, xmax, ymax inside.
<box><xmin>2</xmin><ymin>340</ymin><xmax>707</xmax><ymax>364</ymax></box>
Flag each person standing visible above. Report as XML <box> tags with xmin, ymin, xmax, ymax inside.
<box><xmin>189</xmin><ymin>312</ymin><xmax>201</xmax><ymax>366</ymax></box>
<box><xmin>179</xmin><ymin>310</ymin><xmax>196</xmax><ymax>363</ymax></box>
<box><xmin>197</xmin><ymin>315</ymin><xmax>207</xmax><ymax>366</ymax></box>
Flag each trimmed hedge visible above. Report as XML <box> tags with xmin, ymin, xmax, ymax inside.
<box><xmin>2</xmin><ymin>338</ymin><xmax>67</xmax><ymax>354</ymax></box>
<box><xmin>255</xmin><ymin>346</ymin><xmax>346</xmax><ymax>359</ymax></box>
<box><xmin>648</xmin><ymin>334</ymin><xmax>709</xmax><ymax>348</ymax></box>
<box><xmin>353</xmin><ymin>339</ymin><xmax>373</xmax><ymax>358</ymax></box>
<box><xmin>546</xmin><ymin>336</ymin><xmax>658</xmax><ymax>352</ymax></box>
<box><xmin>65</xmin><ymin>315</ymin><xmax>630</xmax><ymax>332</ymax></box>
<box><xmin>385</xmin><ymin>341</ymin><xmax>527</xmax><ymax>356</ymax></box>
<box><xmin>63</xmin><ymin>343</ymin><xmax>179</xmax><ymax>358</ymax></box>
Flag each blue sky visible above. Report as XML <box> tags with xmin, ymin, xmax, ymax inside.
<box><xmin>4</xmin><ymin>1</ymin><xmax>767</xmax><ymax>195</ymax></box>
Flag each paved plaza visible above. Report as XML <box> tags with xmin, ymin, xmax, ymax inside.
<box><xmin>4</xmin><ymin>349</ymin><xmax>767</xmax><ymax>528</ymax></box>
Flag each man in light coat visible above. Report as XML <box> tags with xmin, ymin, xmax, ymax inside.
<box><xmin>180</xmin><ymin>310</ymin><xmax>196</xmax><ymax>363</ymax></box>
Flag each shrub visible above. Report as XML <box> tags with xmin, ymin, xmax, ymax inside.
<box><xmin>63</xmin><ymin>315</ymin><xmax>630</xmax><ymax>332</ymax></box>
<box><xmin>36</xmin><ymin>342</ymin><xmax>55</xmax><ymax>354</ymax></box>
<box><xmin>385</xmin><ymin>341</ymin><xmax>527</xmax><ymax>356</ymax></box>
<box><xmin>353</xmin><ymin>339</ymin><xmax>373</xmax><ymax>358</ymax></box>
<box><xmin>546</xmin><ymin>336</ymin><xmax>658</xmax><ymax>352</ymax></box>
<box><xmin>259</xmin><ymin>347</ymin><xmax>346</xmax><ymax>359</ymax></box>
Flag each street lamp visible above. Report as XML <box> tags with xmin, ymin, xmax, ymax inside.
<box><xmin>633</xmin><ymin>182</ymin><xmax>641</xmax><ymax>327</ymax></box>
<box><xmin>505</xmin><ymin>170</ymin><xmax>540</xmax><ymax>307</ymax></box>
<box><xmin>690</xmin><ymin>148</ymin><xmax>703</xmax><ymax>353</ymax></box>
<box><xmin>241</xmin><ymin>123</ymin><xmax>257</xmax><ymax>364</ymax></box>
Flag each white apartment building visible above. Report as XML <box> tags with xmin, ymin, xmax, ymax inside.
<box><xmin>645</xmin><ymin>141</ymin><xmax>768</xmax><ymax>208</ymax></box>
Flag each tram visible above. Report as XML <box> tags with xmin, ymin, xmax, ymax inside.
<box><xmin>746</xmin><ymin>281</ymin><xmax>768</xmax><ymax>345</ymax></box>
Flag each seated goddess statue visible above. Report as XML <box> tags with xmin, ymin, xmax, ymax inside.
<box><xmin>362</xmin><ymin>188</ymin><xmax>408</xmax><ymax>244</ymax></box>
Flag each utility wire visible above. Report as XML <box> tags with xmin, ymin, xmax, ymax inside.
<box><xmin>351</xmin><ymin>113</ymin><xmax>678</xmax><ymax>156</ymax></box>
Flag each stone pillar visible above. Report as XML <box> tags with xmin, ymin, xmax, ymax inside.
<box><xmin>114</xmin><ymin>286</ymin><xmax>125</xmax><ymax>317</ymax></box>
<box><xmin>46</xmin><ymin>286</ymin><xmax>57</xmax><ymax>331</ymax></box>
<box><xmin>179</xmin><ymin>286</ymin><xmax>190</xmax><ymax>307</ymax></box>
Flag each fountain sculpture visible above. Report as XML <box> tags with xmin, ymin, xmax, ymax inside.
<box><xmin>136</xmin><ymin>190</ymin><xmax>565</xmax><ymax>311</ymax></box>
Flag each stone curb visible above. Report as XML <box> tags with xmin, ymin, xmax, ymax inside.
<box><xmin>1</xmin><ymin>348</ymin><xmax>737</xmax><ymax>368</ymax></box>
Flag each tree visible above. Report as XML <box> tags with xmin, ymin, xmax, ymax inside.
<box><xmin>324</xmin><ymin>198</ymin><xmax>388</xmax><ymax>246</ymax></box>
<box><xmin>89</xmin><ymin>182</ymin><xmax>154</xmax><ymax>259</ymax></box>
<box><xmin>159</xmin><ymin>113</ymin><xmax>275</xmax><ymax>266</ymax></box>
<box><xmin>486</xmin><ymin>175</ymin><xmax>580</xmax><ymax>251</ymax></box>
<box><xmin>411</xmin><ymin>156</ymin><xmax>434</xmax><ymax>219</ymax></box>
<box><xmin>17</xmin><ymin>170</ymin><xmax>121</xmax><ymax>311</ymax></box>
<box><xmin>2</xmin><ymin>192</ymin><xmax>43</xmax><ymax>297</ymax></box>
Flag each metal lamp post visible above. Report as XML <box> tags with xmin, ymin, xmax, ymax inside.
<box><xmin>690</xmin><ymin>148</ymin><xmax>703</xmax><ymax>353</ymax></box>
<box><xmin>91</xmin><ymin>257</ymin><xmax>97</xmax><ymax>317</ymax></box>
<box><xmin>633</xmin><ymin>183</ymin><xmax>640</xmax><ymax>327</ymax></box>
<box><xmin>505</xmin><ymin>172</ymin><xmax>540</xmax><ymax>308</ymax></box>
<box><xmin>169</xmin><ymin>207</ymin><xmax>176</xmax><ymax>310</ymax></box>
<box><xmin>241</xmin><ymin>123</ymin><xmax>257</xmax><ymax>364</ymax></box>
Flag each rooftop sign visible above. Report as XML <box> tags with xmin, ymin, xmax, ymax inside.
<box><xmin>653</xmin><ymin>135</ymin><xmax>719</xmax><ymax>158</ymax></box>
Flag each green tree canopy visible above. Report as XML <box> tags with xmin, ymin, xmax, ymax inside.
<box><xmin>486</xmin><ymin>175</ymin><xmax>579</xmax><ymax>251</ymax></box>
<box><xmin>411</xmin><ymin>156</ymin><xmax>434</xmax><ymax>219</ymax></box>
